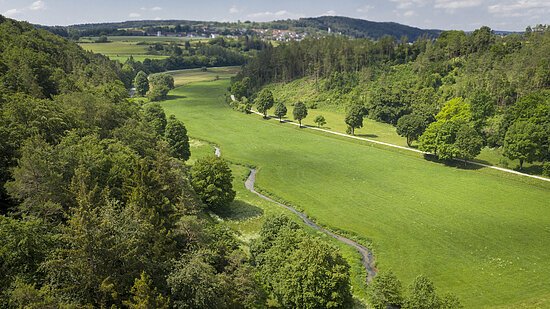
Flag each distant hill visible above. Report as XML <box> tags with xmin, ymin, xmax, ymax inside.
<box><xmin>279</xmin><ymin>16</ymin><xmax>441</xmax><ymax>40</ymax></box>
<box><xmin>38</xmin><ymin>16</ymin><xmax>441</xmax><ymax>41</ymax></box>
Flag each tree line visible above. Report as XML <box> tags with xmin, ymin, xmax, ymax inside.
<box><xmin>232</xmin><ymin>25</ymin><xmax>550</xmax><ymax>174</ymax></box>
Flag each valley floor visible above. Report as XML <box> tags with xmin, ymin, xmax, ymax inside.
<box><xmin>161</xmin><ymin>76</ymin><xmax>550</xmax><ymax>308</ymax></box>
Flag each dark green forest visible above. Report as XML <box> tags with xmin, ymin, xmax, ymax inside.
<box><xmin>118</xmin><ymin>36</ymin><xmax>267</xmax><ymax>75</ymax></box>
<box><xmin>232</xmin><ymin>25</ymin><xmax>550</xmax><ymax>172</ymax></box>
<box><xmin>0</xmin><ymin>16</ymin><xmax>359</xmax><ymax>308</ymax></box>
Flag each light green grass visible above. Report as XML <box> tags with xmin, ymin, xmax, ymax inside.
<box><xmin>161</xmin><ymin>77</ymin><xmax>550</xmax><ymax>308</ymax></box>
<box><xmin>79</xmin><ymin>36</ymin><xmax>205</xmax><ymax>43</ymax></box>
<box><xmin>187</xmin><ymin>137</ymin><xmax>370</xmax><ymax>306</ymax></box>
<box><xmin>168</xmin><ymin>66</ymin><xmax>241</xmax><ymax>87</ymax></box>
<box><xmin>78</xmin><ymin>41</ymin><xmax>170</xmax><ymax>63</ymax></box>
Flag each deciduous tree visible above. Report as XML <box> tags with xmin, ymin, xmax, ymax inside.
<box><xmin>396</xmin><ymin>114</ymin><xmax>426</xmax><ymax>146</ymax></box>
<box><xmin>345</xmin><ymin>104</ymin><xmax>365</xmax><ymax>135</ymax></box>
<box><xmin>274</xmin><ymin>102</ymin><xmax>287</xmax><ymax>122</ymax></box>
<box><xmin>314</xmin><ymin>115</ymin><xmax>326</xmax><ymax>127</ymax></box>
<box><xmin>165</xmin><ymin>115</ymin><xmax>190</xmax><ymax>161</ymax></box>
<box><xmin>293</xmin><ymin>102</ymin><xmax>308</xmax><ymax>127</ymax></box>
<box><xmin>134</xmin><ymin>71</ymin><xmax>149</xmax><ymax>96</ymax></box>
<box><xmin>255</xmin><ymin>89</ymin><xmax>274</xmax><ymax>118</ymax></box>
<box><xmin>503</xmin><ymin>120</ymin><xmax>544</xmax><ymax>169</ymax></box>
<box><xmin>191</xmin><ymin>156</ymin><xmax>236</xmax><ymax>211</ymax></box>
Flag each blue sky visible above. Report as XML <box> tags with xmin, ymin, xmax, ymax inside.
<box><xmin>1</xmin><ymin>0</ymin><xmax>548</xmax><ymax>31</ymax></box>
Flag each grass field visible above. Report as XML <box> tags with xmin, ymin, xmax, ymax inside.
<box><xmin>168</xmin><ymin>66</ymin><xmax>241</xmax><ymax>87</ymax></box>
<box><xmin>266</xmin><ymin>78</ymin><xmax>547</xmax><ymax>174</ymax></box>
<box><xmin>78</xmin><ymin>36</ymin><xmax>206</xmax><ymax>62</ymax></box>
<box><xmin>79</xmin><ymin>41</ymin><xmax>169</xmax><ymax>62</ymax></box>
<box><xmin>160</xmin><ymin>75</ymin><xmax>550</xmax><ymax>308</ymax></box>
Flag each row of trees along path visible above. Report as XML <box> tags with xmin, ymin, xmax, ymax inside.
<box><xmin>248</xmin><ymin>109</ymin><xmax>550</xmax><ymax>183</ymax></box>
<box><xmin>213</xmin><ymin>146</ymin><xmax>377</xmax><ymax>282</ymax></box>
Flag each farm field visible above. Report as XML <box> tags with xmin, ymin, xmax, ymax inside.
<box><xmin>78</xmin><ymin>36</ymin><xmax>206</xmax><ymax>62</ymax></box>
<box><xmin>168</xmin><ymin>66</ymin><xmax>241</xmax><ymax>87</ymax></box>
<box><xmin>160</xmin><ymin>75</ymin><xmax>550</xmax><ymax>308</ymax></box>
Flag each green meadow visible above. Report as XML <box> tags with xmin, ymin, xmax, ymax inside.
<box><xmin>265</xmin><ymin>78</ymin><xmax>545</xmax><ymax>175</ymax></box>
<box><xmin>168</xmin><ymin>66</ymin><xmax>241</xmax><ymax>87</ymax></box>
<box><xmin>160</xmin><ymin>75</ymin><xmax>550</xmax><ymax>308</ymax></box>
<box><xmin>78</xmin><ymin>36</ymin><xmax>205</xmax><ymax>62</ymax></box>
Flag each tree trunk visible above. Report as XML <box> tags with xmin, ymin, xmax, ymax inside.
<box><xmin>299</xmin><ymin>120</ymin><xmax>302</xmax><ymax>128</ymax></box>
<box><xmin>406</xmin><ymin>137</ymin><xmax>411</xmax><ymax>147</ymax></box>
<box><xmin>519</xmin><ymin>159</ymin><xmax>524</xmax><ymax>170</ymax></box>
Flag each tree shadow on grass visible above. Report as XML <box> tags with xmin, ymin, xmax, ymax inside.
<box><xmin>165</xmin><ymin>94</ymin><xmax>187</xmax><ymax>100</ymax></box>
<box><xmin>515</xmin><ymin>164</ymin><xmax>543</xmax><ymax>176</ymax></box>
<box><xmin>216</xmin><ymin>200</ymin><xmax>264</xmax><ymax>221</ymax></box>
<box><xmin>423</xmin><ymin>154</ymin><xmax>484</xmax><ymax>170</ymax></box>
<box><xmin>355</xmin><ymin>133</ymin><xmax>379</xmax><ymax>138</ymax></box>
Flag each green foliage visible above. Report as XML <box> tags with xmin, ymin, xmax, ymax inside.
<box><xmin>274</xmin><ymin>102</ymin><xmax>287</xmax><ymax>122</ymax></box>
<box><xmin>314</xmin><ymin>114</ymin><xmax>327</xmax><ymax>127</ymax></box>
<box><xmin>165</xmin><ymin>115</ymin><xmax>190</xmax><ymax>161</ymax></box>
<box><xmin>419</xmin><ymin>98</ymin><xmax>483</xmax><ymax>160</ymax></box>
<box><xmin>230</xmin><ymin>77</ymin><xmax>251</xmax><ymax>100</ymax></box>
<box><xmin>503</xmin><ymin>121</ymin><xmax>544</xmax><ymax>169</ymax></box>
<box><xmin>252</xmin><ymin>215</ymin><xmax>352</xmax><ymax>308</ymax></box>
<box><xmin>404</xmin><ymin>275</ymin><xmax>439</xmax><ymax>309</ymax></box>
<box><xmin>367</xmin><ymin>271</ymin><xmax>403</xmax><ymax>309</ymax></box>
<box><xmin>255</xmin><ymin>88</ymin><xmax>274</xmax><ymax>118</ymax></box>
<box><xmin>134</xmin><ymin>71</ymin><xmax>149</xmax><ymax>96</ymax></box>
<box><xmin>191</xmin><ymin>156</ymin><xmax>236</xmax><ymax>211</ymax></box>
<box><xmin>396</xmin><ymin>114</ymin><xmax>426</xmax><ymax>146</ymax></box>
<box><xmin>292</xmin><ymin>102</ymin><xmax>308</xmax><ymax>127</ymax></box>
<box><xmin>147</xmin><ymin>73</ymin><xmax>175</xmax><ymax>101</ymax></box>
<box><xmin>0</xmin><ymin>216</ymin><xmax>54</xmax><ymax>289</ymax></box>
<box><xmin>0</xmin><ymin>17</ymin><xmax>270</xmax><ymax>309</ymax></box>
<box><xmin>144</xmin><ymin>103</ymin><xmax>167</xmax><ymax>135</ymax></box>
<box><xmin>345</xmin><ymin>104</ymin><xmax>365</xmax><ymax>135</ymax></box>
<box><xmin>403</xmin><ymin>275</ymin><xmax>462</xmax><ymax>309</ymax></box>
<box><xmin>6</xmin><ymin>278</ymin><xmax>60</xmax><ymax>309</ymax></box>
<box><xmin>124</xmin><ymin>272</ymin><xmax>169</xmax><ymax>309</ymax></box>
<box><xmin>167</xmin><ymin>251</ymin><xmax>225</xmax><ymax>309</ymax></box>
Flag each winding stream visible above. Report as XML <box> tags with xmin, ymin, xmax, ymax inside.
<box><xmin>214</xmin><ymin>147</ymin><xmax>377</xmax><ymax>282</ymax></box>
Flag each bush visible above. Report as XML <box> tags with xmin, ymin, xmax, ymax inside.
<box><xmin>543</xmin><ymin>162</ymin><xmax>550</xmax><ymax>177</ymax></box>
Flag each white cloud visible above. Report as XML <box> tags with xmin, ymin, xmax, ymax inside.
<box><xmin>229</xmin><ymin>5</ymin><xmax>240</xmax><ymax>14</ymax></box>
<box><xmin>140</xmin><ymin>6</ymin><xmax>162</xmax><ymax>11</ymax></box>
<box><xmin>321</xmin><ymin>10</ymin><xmax>337</xmax><ymax>16</ymax></box>
<box><xmin>356</xmin><ymin>5</ymin><xmax>374</xmax><ymax>13</ymax></box>
<box><xmin>29</xmin><ymin>0</ymin><xmax>45</xmax><ymax>10</ymax></box>
<box><xmin>390</xmin><ymin>0</ymin><xmax>427</xmax><ymax>10</ymax></box>
<box><xmin>488</xmin><ymin>0</ymin><xmax>550</xmax><ymax>17</ymax></box>
<box><xmin>3</xmin><ymin>1</ymin><xmax>45</xmax><ymax>18</ymax></box>
<box><xmin>129</xmin><ymin>12</ymin><xmax>141</xmax><ymax>18</ymax></box>
<box><xmin>403</xmin><ymin>10</ymin><xmax>416</xmax><ymax>16</ymax></box>
<box><xmin>3</xmin><ymin>8</ymin><xmax>20</xmax><ymax>16</ymax></box>
<box><xmin>434</xmin><ymin>0</ymin><xmax>483</xmax><ymax>10</ymax></box>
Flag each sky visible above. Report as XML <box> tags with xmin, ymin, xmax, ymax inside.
<box><xmin>0</xmin><ymin>0</ymin><xmax>548</xmax><ymax>31</ymax></box>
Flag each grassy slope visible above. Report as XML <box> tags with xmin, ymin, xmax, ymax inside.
<box><xmin>266</xmin><ymin>77</ymin><xmax>546</xmax><ymax>174</ymax></box>
<box><xmin>161</xmin><ymin>78</ymin><xmax>550</xmax><ymax>308</ymax></box>
<box><xmin>168</xmin><ymin>66</ymin><xmax>241</xmax><ymax>87</ymax></box>
<box><xmin>187</xmin><ymin>139</ymin><xmax>370</xmax><ymax>305</ymax></box>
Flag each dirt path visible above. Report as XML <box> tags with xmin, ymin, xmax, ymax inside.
<box><xmin>246</xmin><ymin>110</ymin><xmax>550</xmax><ymax>183</ymax></box>
<box><xmin>214</xmin><ymin>146</ymin><xmax>377</xmax><ymax>282</ymax></box>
